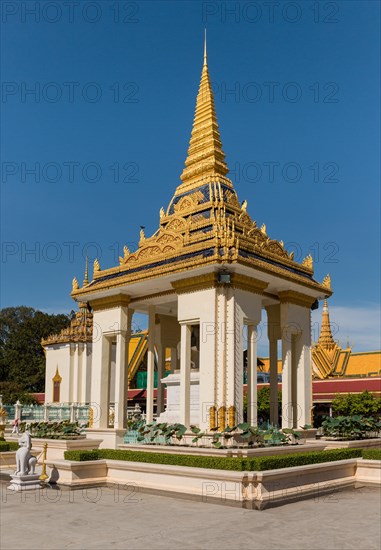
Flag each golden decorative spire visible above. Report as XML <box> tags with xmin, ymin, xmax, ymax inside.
<box><xmin>83</xmin><ymin>256</ymin><xmax>89</xmax><ymax>286</ymax></box>
<box><xmin>179</xmin><ymin>35</ymin><xmax>229</xmax><ymax>189</ymax></box>
<box><xmin>72</xmin><ymin>277</ymin><xmax>79</xmax><ymax>291</ymax></box>
<box><xmin>94</xmin><ymin>258</ymin><xmax>100</xmax><ymax>272</ymax></box>
<box><xmin>318</xmin><ymin>299</ymin><xmax>336</xmax><ymax>350</ymax></box>
<box><xmin>322</xmin><ymin>273</ymin><xmax>331</xmax><ymax>290</ymax></box>
<box><xmin>302</xmin><ymin>254</ymin><xmax>313</xmax><ymax>270</ymax></box>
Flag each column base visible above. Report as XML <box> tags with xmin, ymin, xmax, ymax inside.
<box><xmin>85</xmin><ymin>428</ymin><xmax>125</xmax><ymax>450</ymax></box>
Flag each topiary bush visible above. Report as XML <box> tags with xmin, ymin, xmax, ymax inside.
<box><xmin>0</xmin><ymin>441</ymin><xmax>19</xmax><ymax>452</ymax></box>
<box><xmin>64</xmin><ymin>447</ymin><xmax>362</xmax><ymax>471</ymax></box>
<box><xmin>361</xmin><ymin>448</ymin><xmax>381</xmax><ymax>461</ymax></box>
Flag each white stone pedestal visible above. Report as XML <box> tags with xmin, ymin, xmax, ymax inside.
<box><xmin>157</xmin><ymin>371</ymin><xmax>200</xmax><ymax>425</ymax></box>
<box><xmin>8</xmin><ymin>473</ymin><xmax>43</xmax><ymax>491</ymax></box>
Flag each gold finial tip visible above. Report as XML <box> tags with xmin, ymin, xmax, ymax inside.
<box><xmin>204</xmin><ymin>28</ymin><xmax>207</xmax><ymax>66</ymax></box>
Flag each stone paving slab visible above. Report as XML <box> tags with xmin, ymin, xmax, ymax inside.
<box><xmin>0</xmin><ymin>483</ymin><xmax>380</xmax><ymax>550</ymax></box>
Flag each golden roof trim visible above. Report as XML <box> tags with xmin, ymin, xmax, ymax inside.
<box><xmin>41</xmin><ymin>304</ymin><xmax>93</xmax><ymax>347</ymax></box>
<box><xmin>278</xmin><ymin>290</ymin><xmax>317</xmax><ymax>308</ymax></box>
<box><xmin>172</xmin><ymin>273</ymin><xmax>219</xmax><ymax>294</ymax></box>
<box><xmin>230</xmin><ymin>273</ymin><xmax>269</xmax><ymax>295</ymax></box>
<box><xmin>90</xmin><ymin>294</ymin><xmax>131</xmax><ymax>311</ymax></box>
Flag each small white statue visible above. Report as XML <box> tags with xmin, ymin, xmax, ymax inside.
<box><xmin>15</xmin><ymin>430</ymin><xmax>37</xmax><ymax>476</ymax></box>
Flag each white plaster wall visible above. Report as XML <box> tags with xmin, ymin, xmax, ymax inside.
<box><xmin>44</xmin><ymin>344</ymin><xmax>71</xmax><ymax>403</ymax></box>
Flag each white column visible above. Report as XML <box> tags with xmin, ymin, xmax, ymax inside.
<box><xmin>179</xmin><ymin>323</ymin><xmax>191</xmax><ymax>427</ymax></box>
<box><xmin>114</xmin><ymin>330</ymin><xmax>127</xmax><ymax>429</ymax></box>
<box><xmin>156</xmin><ymin>343</ymin><xmax>165</xmax><ymax>414</ymax></box>
<box><xmin>146</xmin><ymin>305</ymin><xmax>156</xmax><ymax>423</ymax></box>
<box><xmin>72</xmin><ymin>344</ymin><xmax>80</xmax><ymax>402</ymax></box>
<box><xmin>81</xmin><ymin>344</ymin><xmax>89</xmax><ymax>403</ymax></box>
<box><xmin>281</xmin><ymin>335</ymin><xmax>293</xmax><ymax>429</ymax></box>
<box><xmin>269</xmin><ymin>338</ymin><xmax>279</xmax><ymax>425</ymax></box>
<box><xmin>170</xmin><ymin>347</ymin><xmax>177</xmax><ymax>372</ymax></box>
<box><xmin>91</xmin><ymin>336</ymin><xmax>111</xmax><ymax>429</ymax></box>
<box><xmin>247</xmin><ymin>324</ymin><xmax>257</xmax><ymax>426</ymax></box>
<box><xmin>296</xmin><ymin>329</ymin><xmax>312</xmax><ymax>427</ymax></box>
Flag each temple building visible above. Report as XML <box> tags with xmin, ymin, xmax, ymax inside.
<box><xmin>43</xmin><ymin>42</ymin><xmax>333</xmax><ymax>447</ymax></box>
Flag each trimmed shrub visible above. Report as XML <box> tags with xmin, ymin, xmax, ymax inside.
<box><xmin>361</xmin><ymin>448</ymin><xmax>381</xmax><ymax>461</ymax></box>
<box><xmin>243</xmin><ymin>448</ymin><xmax>362</xmax><ymax>471</ymax></box>
<box><xmin>64</xmin><ymin>450</ymin><xmax>100</xmax><ymax>461</ymax></box>
<box><xmin>0</xmin><ymin>441</ymin><xmax>19</xmax><ymax>452</ymax></box>
<box><xmin>64</xmin><ymin>447</ymin><xmax>362</xmax><ymax>471</ymax></box>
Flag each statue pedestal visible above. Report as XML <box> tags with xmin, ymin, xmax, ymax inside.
<box><xmin>157</xmin><ymin>371</ymin><xmax>200</xmax><ymax>425</ymax></box>
<box><xmin>8</xmin><ymin>474</ymin><xmax>43</xmax><ymax>492</ymax></box>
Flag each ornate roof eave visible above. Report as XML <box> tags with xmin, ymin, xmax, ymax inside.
<box><xmin>71</xmin><ymin>248</ymin><xmax>331</xmax><ymax>303</ymax></box>
<box><xmin>69</xmin><ymin>42</ymin><xmax>333</xmax><ymax>306</ymax></box>
<box><xmin>41</xmin><ymin>302</ymin><xmax>93</xmax><ymax>347</ymax></box>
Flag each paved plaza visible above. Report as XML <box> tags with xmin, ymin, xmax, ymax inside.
<box><xmin>1</xmin><ymin>483</ymin><xmax>380</xmax><ymax>550</ymax></box>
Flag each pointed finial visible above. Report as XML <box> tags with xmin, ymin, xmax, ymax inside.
<box><xmin>72</xmin><ymin>277</ymin><xmax>79</xmax><ymax>291</ymax></box>
<box><xmin>83</xmin><ymin>256</ymin><xmax>89</xmax><ymax>286</ymax></box>
<box><xmin>322</xmin><ymin>274</ymin><xmax>331</xmax><ymax>290</ymax></box>
<box><xmin>94</xmin><ymin>258</ymin><xmax>100</xmax><ymax>272</ymax></box>
<box><xmin>204</xmin><ymin>29</ymin><xmax>207</xmax><ymax>66</ymax></box>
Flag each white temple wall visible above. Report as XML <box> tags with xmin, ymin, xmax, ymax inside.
<box><xmin>44</xmin><ymin>344</ymin><xmax>71</xmax><ymax>403</ymax></box>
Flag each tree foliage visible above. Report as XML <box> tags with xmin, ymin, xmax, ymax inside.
<box><xmin>243</xmin><ymin>386</ymin><xmax>282</xmax><ymax>422</ymax></box>
<box><xmin>0</xmin><ymin>381</ymin><xmax>39</xmax><ymax>405</ymax></box>
<box><xmin>0</xmin><ymin>306</ymin><xmax>73</xmax><ymax>393</ymax></box>
<box><xmin>331</xmin><ymin>391</ymin><xmax>381</xmax><ymax>418</ymax></box>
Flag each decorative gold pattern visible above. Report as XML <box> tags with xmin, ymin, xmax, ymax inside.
<box><xmin>322</xmin><ymin>274</ymin><xmax>332</xmax><ymax>290</ymax></box>
<box><xmin>42</xmin><ymin>304</ymin><xmax>93</xmax><ymax>346</ymax></box>
<box><xmin>318</xmin><ymin>299</ymin><xmax>336</xmax><ymax>350</ymax></box>
<box><xmin>52</xmin><ymin>366</ymin><xmax>62</xmax><ymax>383</ymax></box>
<box><xmin>178</xmin><ymin>42</ymin><xmax>229</xmax><ymax>191</ymax></box>
<box><xmin>230</xmin><ymin>274</ymin><xmax>268</xmax><ymax>295</ymax></box>
<box><xmin>90</xmin><ymin>294</ymin><xmax>130</xmax><ymax>311</ymax></box>
<box><xmin>172</xmin><ymin>273</ymin><xmax>218</xmax><ymax>294</ymax></box>
<box><xmin>94</xmin><ymin>258</ymin><xmax>101</xmax><ymax>272</ymax></box>
<box><xmin>228</xmin><ymin>405</ymin><xmax>236</xmax><ymax>428</ymax></box>
<box><xmin>278</xmin><ymin>290</ymin><xmax>317</xmax><ymax>308</ymax></box>
<box><xmin>302</xmin><ymin>254</ymin><xmax>313</xmax><ymax>270</ymax></box>
<box><xmin>72</xmin><ymin>277</ymin><xmax>79</xmax><ymax>291</ymax></box>
<box><xmin>71</xmin><ymin>46</ymin><xmax>331</xmax><ymax>302</ymax></box>
<box><xmin>209</xmin><ymin>406</ymin><xmax>217</xmax><ymax>430</ymax></box>
<box><xmin>83</xmin><ymin>256</ymin><xmax>89</xmax><ymax>286</ymax></box>
<box><xmin>312</xmin><ymin>299</ymin><xmax>345</xmax><ymax>379</ymax></box>
<box><xmin>218</xmin><ymin>406</ymin><xmax>226</xmax><ymax>431</ymax></box>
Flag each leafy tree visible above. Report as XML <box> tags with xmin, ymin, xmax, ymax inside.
<box><xmin>243</xmin><ymin>386</ymin><xmax>282</xmax><ymax>423</ymax></box>
<box><xmin>0</xmin><ymin>381</ymin><xmax>39</xmax><ymax>405</ymax></box>
<box><xmin>0</xmin><ymin>306</ymin><xmax>73</xmax><ymax>393</ymax></box>
<box><xmin>331</xmin><ymin>391</ymin><xmax>381</xmax><ymax>419</ymax></box>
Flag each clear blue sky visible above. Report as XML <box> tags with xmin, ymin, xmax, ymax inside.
<box><xmin>1</xmin><ymin>1</ymin><xmax>380</xmax><ymax>352</ymax></box>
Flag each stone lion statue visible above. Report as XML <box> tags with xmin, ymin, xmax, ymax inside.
<box><xmin>15</xmin><ymin>430</ymin><xmax>37</xmax><ymax>476</ymax></box>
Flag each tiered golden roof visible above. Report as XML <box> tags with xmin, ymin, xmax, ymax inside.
<box><xmin>312</xmin><ymin>299</ymin><xmax>344</xmax><ymax>379</ymax></box>
<box><xmin>179</xmin><ymin>39</ymin><xmax>229</xmax><ymax>191</ymax></box>
<box><xmin>41</xmin><ymin>302</ymin><xmax>93</xmax><ymax>346</ymax></box>
<box><xmin>71</xmin><ymin>42</ymin><xmax>331</xmax><ymax>299</ymax></box>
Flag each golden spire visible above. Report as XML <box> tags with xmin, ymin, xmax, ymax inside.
<box><xmin>179</xmin><ymin>34</ymin><xmax>229</xmax><ymax>189</ymax></box>
<box><xmin>318</xmin><ymin>299</ymin><xmax>336</xmax><ymax>350</ymax></box>
<box><xmin>83</xmin><ymin>256</ymin><xmax>89</xmax><ymax>286</ymax></box>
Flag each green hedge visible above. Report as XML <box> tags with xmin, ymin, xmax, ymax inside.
<box><xmin>0</xmin><ymin>441</ymin><xmax>19</xmax><ymax>452</ymax></box>
<box><xmin>64</xmin><ymin>448</ymin><xmax>363</xmax><ymax>471</ymax></box>
<box><xmin>362</xmin><ymin>448</ymin><xmax>381</xmax><ymax>461</ymax></box>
